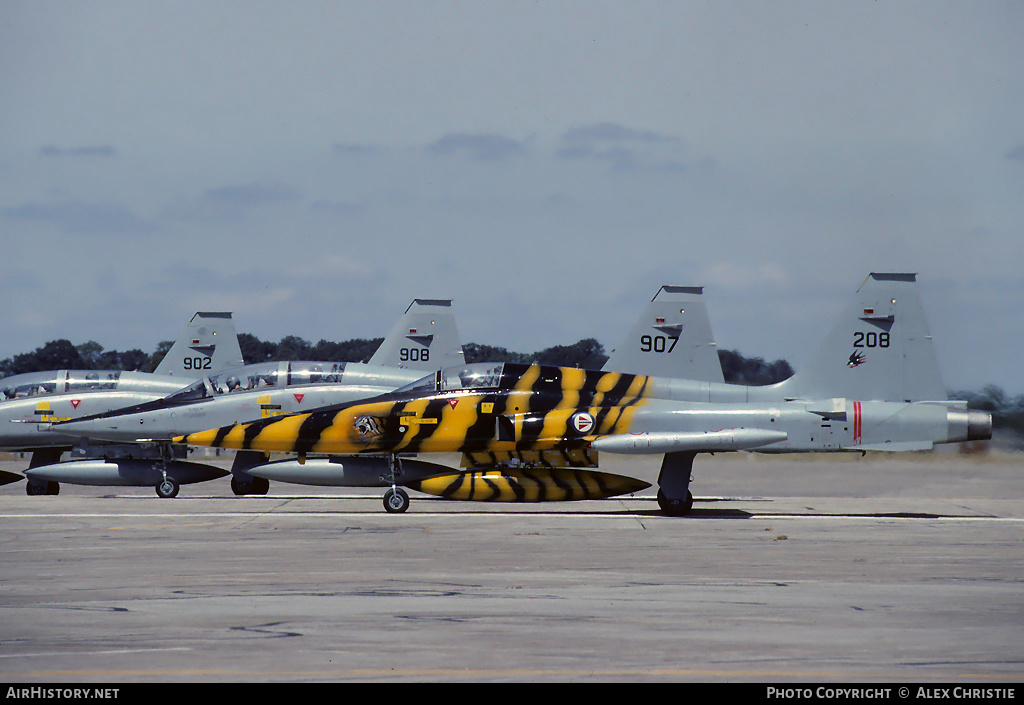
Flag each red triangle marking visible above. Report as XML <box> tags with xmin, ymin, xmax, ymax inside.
<box><xmin>448</xmin><ymin>399</ymin><xmax>458</xmax><ymax>409</ymax></box>
<box><xmin>294</xmin><ymin>394</ymin><xmax>305</xmax><ymax>404</ymax></box>
<box><xmin>70</xmin><ymin>399</ymin><xmax>81</xmax><ymax>409</ymax></box>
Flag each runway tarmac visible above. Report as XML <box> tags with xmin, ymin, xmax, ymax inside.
<box><xmin>0</xmin><ymin>452</ymin><xmax>1021</xmax><ymax>683</ymax></box>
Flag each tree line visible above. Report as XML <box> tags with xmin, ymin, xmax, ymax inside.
<box><xmin>0</xmin><ymin>334</ymin><xmax>790</xmax><ymax>384</ymax></box>
<box><xmin>4</xmin><ymin>333</ymin><xmax>1020</xmax><ymax>437</ymax></box>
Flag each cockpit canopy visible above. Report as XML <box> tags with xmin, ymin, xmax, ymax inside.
<box><xmin>396</xmin><ymin>363</ymin><xmax>507</xmax><ymax>395</ymax></box>
<box><xmin>2</xmin><ymin>370</ymin><xmax>123</xmax><ymax>400</ymax></box>
<box><xmin>163</xmin><ymin>361</ymin><xmax>353</xmax><ymax>403</ymax></box>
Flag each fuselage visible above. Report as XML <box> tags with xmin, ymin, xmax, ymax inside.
<box><xmin>178</xmin><ymin>362</ymin><xmax>991</xmax><ymax>457</ymax></box>
<box><xmin>0</xmin><ymin>370</ymin><xmax>192</xmax><ymax>451</ymax></box>
<box><xmin>50</xmin><ymin>361</ymin><xmax>430</xmax><ymax>443</ymax></box>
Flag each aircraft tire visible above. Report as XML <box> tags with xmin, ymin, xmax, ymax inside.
<box><xmin>657</xmin><ymin>489</ymin><xmax>693</xmax><ymax>517</ymax></box>
<box><xmin>26</xmin><ymin>480</ymin><xmax>58</xmax><ymax>496</ymax></box>
<box><xmin>230</xmin><ymin>476</ymin><xmax>250</xmax><ymax>495</ymax></box>
<box><xmin>254</xmin><ymin>477</ymin><xmax>270</xmax><ymax>495</ymax></box>
<box><xmin>383</xmin><ymin>487</ymin><xmax>410</xmax><ymax>513</ymax></box>
<box><xmin>156</xmin><ymin>477</ymin><xmax>180</xmax><ymax>499</ymax></box>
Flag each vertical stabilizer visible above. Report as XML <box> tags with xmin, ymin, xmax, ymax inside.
<box><xmin>776</xmin><ymin>273</ymin><xmax>946</xmax><ymax>402</ymax></box>
<box><xmin>154</xmin><ymin>312</ymin><xmax>245</xmax><ymax>378</ymax></box>
<box><xmin>368</xmin><ymin>299</ymin><xmax>465</xmax><ymax>370</ymax></box>
<box><xmin>604</xmin><ymin>286</ymin><xmax>724</xmax><ymax>383</ymax></box>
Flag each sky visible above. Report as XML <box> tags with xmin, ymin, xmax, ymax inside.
<box><xmin>1</xmin><ymin>1</ymin><xmax>1022</xmax><ymax>394</ymax></box>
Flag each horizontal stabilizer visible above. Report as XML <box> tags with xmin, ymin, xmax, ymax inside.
<box><xmin>591</xmin><ymin>428</ymin><xmax>788</xmax><ymax>454</ymax></box>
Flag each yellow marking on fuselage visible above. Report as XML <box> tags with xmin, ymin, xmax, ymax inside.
<box><xmin>512</xmin><ymin>364</ymin><xmax>542</xmax><ymax>417</ymax></box>
<box><xmin>412</xmin><ymin>392</ymin><xmax>483</xmax><ymax>452</ymax></box>
<box><xmin>594</xmin><ymin>404</ymin><xmax>643</xmax><ymax>436</ymax></box>
<box><xmin>539</xmin><ymin>406</ymin><xmax>576</xmax><ymax>445</ymax></box>
<box><xmin>622</xmin><ymin>374</ymin><xmax>650</xmax><ymax>405</ymax></box>
<box><xmin>591</xmin><ymin>371</ymin><xmax>620</xmax><ymax>408</ymax></box>
<box><xmin>249</xmin><ymin>412</ymin><xmax>310</xmax><ymax>453</ymax></box>
<box><xmin>558</xmin><ymin>367</ymin><xmax>586</xmax><ymax>409</ymax></box>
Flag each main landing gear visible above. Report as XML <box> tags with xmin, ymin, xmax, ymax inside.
<box><xmin>657</xmin><ymin>488</ymin><xmax>694</xmax><ymax>517</ymax></box>
<box><xmin>156</xmin><ymin>476</ymin><xmax>179</xmax><ymax>498</ymax></box>
<box><xmin>657</xmin><ymin>451</ymin><xmax>697</xmax><ymax>517</ymax></box>
<box><xmin>383</xmin><ymin>455</ymin><xmax>410</xmax><ymax>513</ymax></box>
<box><xmin>384</xmin><ymin>487</ymin><xmax>410</xmax><ymax>513</ymax></box>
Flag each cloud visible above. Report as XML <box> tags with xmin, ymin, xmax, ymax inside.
<box><xmin>556</xmin><ymin>122</ymin><xmax>687</xmax><ymax>173</ymax></box>
<box><xmin>561</xmin><ymin>123</ymin><xmax>679</xmax><ymax>145</ymax></box>
<box><xmin>39</xmin><ymin>145</ymin><xmax>118</xmax><ymax>158</ymax></box>
<box><xmin>333</xmin><ymin>143</ymin><xmax>382</xmax><ymax>157</ymax></box>
<box><xmin>201</xmin><ymin>183</ymin><xmax>301</xmax><ymax>207</ymax></box>
<box><xmin>162</xmin><ymin>182</ymin><xmax>302</xmax><ymax>222</ymax></box>
<box><xmin>427</xmin><ymin>133</ymin><xmax>527</xmax><ymax>161</ymax></box>
<box><xmin>1006</xmin><ymin>145</ymin><xmax>1024</xmax><ymax>163</ymax></box>
<box><xmin>2</xmin><ymin>200</ymin><xmax>154</xmax><ymax>235</ymax></box>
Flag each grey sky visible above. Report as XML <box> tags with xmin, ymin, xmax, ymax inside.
<box><xmin>2</xmin><ymin>1</ymin><xmax>1022</xmax><ymax>393</ymax></box>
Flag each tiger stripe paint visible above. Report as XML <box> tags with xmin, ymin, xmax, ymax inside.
<box><xmin>405</xmin><ymin>467</ymin><xmax>650</xmax><ymax>502</ymax></box>
<box><xmin>460</xmin><ymin>448</ymin><xmax>599</xmax><ymax>469</ymax></box>
<box><xmin>176</xmin><ymin>363</ymin><xmax>655</xmax><ymax>458</ymax></box>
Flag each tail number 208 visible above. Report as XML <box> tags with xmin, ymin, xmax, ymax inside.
<box><xmin>853</xmin><ymin>332</ymin><xmax>890</xmax><ymax>348</ymax></box>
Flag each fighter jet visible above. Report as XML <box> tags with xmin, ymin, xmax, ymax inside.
<box><xmin>57</xmin><ymin>286</ymin><xmax>721</xmax><ymax>507</ymax></box>
<box><xmin>175</xmin><ymin>274</ymin><xmax>992</xmax><ymax>515</ymax></box>
<box><xmin>47</xmin><ymin>299</ymin><xmax>465</xmax><ymax>497</ymax></box>
<box><xmin>1</xmin><ymin>312</ymin><xmax>243</xmax><ymax>495</ymax></box>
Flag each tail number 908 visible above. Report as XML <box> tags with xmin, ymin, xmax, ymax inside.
<box><xmin>640</xmin><ymin>335</ymin><xmax>678</xmax><ymax>353</ymax></box>
<box><xmin>400</xmin><ymin>348</ymin><xmax>429</xmax><ymax>362</ymax></box>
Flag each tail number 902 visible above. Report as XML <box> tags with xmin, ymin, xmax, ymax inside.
<box><xmin>640</xmin><ymin>335</ymin><xmax>679</xmax><ymax>353</ymax></box>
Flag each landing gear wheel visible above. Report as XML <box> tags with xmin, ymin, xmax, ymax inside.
<box><xmin>383</xmin><ymin>487</ymin><xmax>410</xmax><ymax>513</ymax></box>
<box><xmin>657</xmin><ymin>489</ymin><xmax>693</xmax><ymax>516</ymax></box>
<box><xmin>156</xmin><ymin>477</ymin><xmax>179</xmax><ymax>498</ymax></box>
<box><xmin>230</xmin><ymin>476</ymin><xmax>252</xmax><ymax>495</ymax></box>
<box><xmin>231</xmin><ymin>476</ymin><xmax>271</xmax><ymax>495</ymax></box>
<box><xmin>26</xmin><ymin>480</ymin><xmax>58</xmax><ymax>496</ymax></box>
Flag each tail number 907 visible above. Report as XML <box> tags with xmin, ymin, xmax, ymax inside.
<box><xmin>640</xmin><ymin>335</ymin><xmax>679</xmax><ymax>353</ymax></box>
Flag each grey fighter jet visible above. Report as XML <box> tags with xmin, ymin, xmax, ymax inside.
<box><xmin>1</xmin><ymin>312</ymin><xmax>243</xmax><ymax>495</ymax></box>
<box><xmin>46</xmin><ymin>299</ymin><xmax>465</xmax><ymax>497</ymax></box>
<box><xmin>173</xmin><ymin>273</ymin><xmax>992</xmax><ymax>515</ymax></box>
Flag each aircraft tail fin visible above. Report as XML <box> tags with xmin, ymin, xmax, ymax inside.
<box><xmin>153</xmin><ymin>312</ymin><xmax>245</xmax><ymax>378</ymax></box>
<box><xmin>776</xmin><ymin>273</ymin><xmax>947</xmax><ymax>402</ymax></box>
<box><xmin>368</xmin><ymin>299</ymin><xmax>465</xmax><ymax>369</ymax></box>
<box><xmin>604</xmin><ymin>286</ymin><xmax>724</xmax><ymax>383</ymax></box>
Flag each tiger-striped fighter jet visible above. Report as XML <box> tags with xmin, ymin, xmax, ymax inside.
<box><xmin>177</xmin><ymin>274</ymin><xmax>992</xmax><ymax>515</ymax></box>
